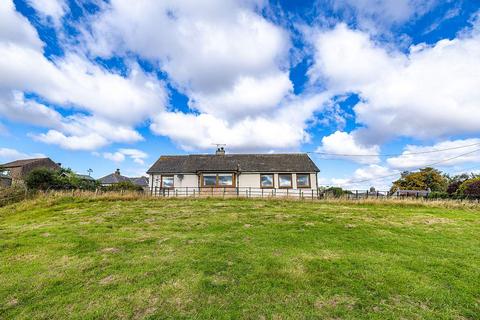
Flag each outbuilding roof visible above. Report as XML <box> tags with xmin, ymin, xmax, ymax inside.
<box><xmin>147</xmin><ymin>154</ymin><xmax>320</xmax><ymax>174</ymax></box>
<box><xmin>98</xmin><ymin>173</ymin><xmax>131</xmax><ymax>184</ymax></box>
<box><xmin>1</xmin><ymin>158</ymin><xmax>52</xmax><ymax>168</ymax></box>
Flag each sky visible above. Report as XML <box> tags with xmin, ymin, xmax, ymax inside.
<box><xmin>0</xmin><ymin>0</ymin><xmax>480</xmax><ymax>190</ymax></box>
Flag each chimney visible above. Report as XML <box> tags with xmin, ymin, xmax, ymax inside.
<box><xmin>215</xmin><ymin>147</ymin><xmax>225</xmax><ymax>155</ymax></box>
<box><xmin>115</xmin><ymin>168</ymin><xmax>120</xmax><ymax>175</ymax></box>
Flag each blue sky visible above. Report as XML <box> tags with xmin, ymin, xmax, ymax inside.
<box><xmin>1</xmin><ymin>0</ymin><xmax>479</xmax><ymax>189</ymax></box>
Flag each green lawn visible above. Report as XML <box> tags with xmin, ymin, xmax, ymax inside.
<box><xmin>1</xmin><ymin>197</ymin><xmax>479</xmax><ymax>319</ymax></box>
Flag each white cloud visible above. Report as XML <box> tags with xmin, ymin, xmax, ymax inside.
<box><xmin>103</xmin><ymin>151</ymin><xmax>125</xmax><ymax>163</ymax></box>
<box><xmin>118</xmin><ymin>148</ymin><xmax>148</xmax><ymax>165</ymax></box>
<box><xmin>0</xmin><ymin>0</ymin><xmax>167</xmax><ymax>150</ymax></box>
<box><xmin>317</xmin><ymin>131</ymin><xmax>380</xmax><ymax>164</ymax></box>
<box><xmin>33</xmin><ymin>115</ymin><xmax>143</xmax><ymax>150</ymax></box>
<box><xmin>190</xmin><ymin>72</ymin><xmax>293</xmax><ymax>120</ymax></box>
<box><xmin>331</xmin><ymin>0</ymin><xmax>438</xmax><ymax>29</ymax></box>
<box><xmin>328</xmin><ymin>164</ymin><xmax>396</xmax><ymax>190</ymax></box>
<box><xmin>309</xmin><ymin>22</ymin><xmax>480</xmax><ymax>144</ymax></box>
<box><xmin>26</xmin><ymin>0</ymin><xmax>67</xmax><ymax>25</ymax></box>
<box><xmin>0</xmin><ymin>0</ymin><xmax>43</xmax><ymax>49</ymax></box>
<box><xmin>85</xmin><ymin>0</ymin><xmax>289</xmax><ymax>94</ymax></box>
<box><xmin>102</xmin><ymin>148</ymin><xmax>148</xmax><ymax>165</ymax></box>
<box><xmin>387</xmin><ymin>139</ymin><xmax>480</xmax><ymax>169</ymax></box>
<box><xmin>0</xmin><ymin>148</ymin><xmax>45</xmax><ymax>163</ymax></box>
<box><xmin>151</xmin><ymin>93</ymin><xmax>330</xmax><ymax>151</ymax></box>
<box><xmin>81</xmin><ymin>0</ymin><xmax>327</xmax><ymax>151</ymax></box>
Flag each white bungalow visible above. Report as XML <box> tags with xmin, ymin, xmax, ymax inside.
<box><xmin>147</xmin><ymin>148</ymin><xmax>320</xmax><ymax>196</ymax></box>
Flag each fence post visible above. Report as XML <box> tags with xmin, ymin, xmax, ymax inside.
<box><xmin>223</xmin><ymin>187</ymin><xmax>226</xmax><ymax>198</ymax></box>
<box><xmin>262</xmin><ymin>189</ymin><xmax>264</xmax><ymax>198</ymax></box>
<box><xmin>249</xmin><ymin>187</ymin><xmax>251</xmax><ymax>198</ymax></box>
<box><xmin>355</xmin><ymin>190</ymin><xmax>358</xmax><ymax>199</ymax></box>
<box><xmin>311</xmin><ymin>189</ymin><xmax>314</xmax><ymax>200</ymax></box>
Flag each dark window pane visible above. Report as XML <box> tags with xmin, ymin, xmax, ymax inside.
<box><xmin>203</xmin><ymin>175</ymin><xmax>216</xmax><ymax>186</ymax></box>
<box><xmin>218</xmin><ymin>174</ymin><xmax>233</xmax><ymax>186</ymax></box>
<box><xmin>297</xmin><ymin>174</ymin><xmax>310</xmax><ymax>187</ymax></box>
<box><xmin>162</xmin><ymin>176</ymin><xmax>174</xmax><ymax>188</ymax></box>
<box><xmin>261</xmin><ymin>174</ymin><xmax>273</xmax><ymax>187</ymax></box>
<box><xmin>279</xmin><ymin>174</ymin><xmax>292</xmax><ymax>187</ymax></box>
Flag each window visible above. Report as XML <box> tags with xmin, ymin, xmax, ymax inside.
<box><xmin>218</xmin><ymin>174</ymin><xmax>233</xmax><ymax>186</ymax></box>
<box><xmin>296</xmin><ymin>174</ymin><xmax>311</xmax><ymax>188</ymax></box>
<box><xmin>203</xmin><ymin>174</ymin><xmax>217</xmax><ymax>186</ymax></box>
<box><xmin>260</xmin><ymin>174</ymin><xmax>274</xmax><ymax>188</ymax></box>
<box><xmin>278</xmin><ymin>174</ymin><xmax>292</xmax><ymax>188</ymax></box>
<box><xmin>161</xmin><ymin>175</ymin><xmax>174</xmax><ymax>188</ymax></box>
<box><xmin>202</xmin><ymin>173</ymin><xmax>234</xmax><ymax>187</ymax></box>
<box><xmin>0</xmin><ymin>169</ymin><xmax>11</xmax><ymax>177</ymax></box>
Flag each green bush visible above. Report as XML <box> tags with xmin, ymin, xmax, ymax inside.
<box><xmin>25</xmin><ymin>168</ymin><xmax>57</xmax><ymax>191</ymax></box>
<box><xmin>104</xmin><ymin>181</ymin><xmax>144</xmax><ymax>192</ymax></box>
<box><xmin>458</xmin><ymin>178</ymin><xmax>480</xmax><ymax>198</ymax></box>
<box><xmin>427</xmin><ymin>192</ymin><xmax>449</xmax><ymax>199</ymax></box>
<box><xmin>25</xmin><ymin>168</ymin><xmax>99</xmax><ymax>191</ymax></box>
<box><xmin>324</xmin><ymin>187</ymin><xmax>347</xmax><ymax>198</ymax></box>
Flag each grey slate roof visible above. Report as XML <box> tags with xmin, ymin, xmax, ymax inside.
<box><xmin>98</xmin><ymin>173</ymin><xmax>131</xmax><ymax>184</ymax></box>
<box><xmin>1</xmin><ymin>158</ymin><xmax>53</xmax><ymax>168</ymax></box>
<box><xmin>99</xmin><ymin>172</ymin><xmax>149</xmax><ymax>187</ymax></box>
<box><xmin>75</xmin><ymin>174</ymin><xmax>96</xmax><ymax>181</ymax></box>
<box><xmin>147</xmin><ymin>154</ymin><xmax>320</xmax><ymax>174</ymax></box>
<box><xmin>130</xmin><ymin>176</ymin><xmax>149</xmax><ymax>187</ymax></box>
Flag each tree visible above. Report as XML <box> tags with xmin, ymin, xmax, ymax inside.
<box><xmin>390</xmin><ymin>168</ymin><xmax>448</xmax><ymax>193</ymax></box>
<box><xmin>25</xmin><ymin>168</ymin><xmax>57</xmax><ymax>190</ymax></box>
<box><xmin>25</xmin><ymin>168</ymin><xmax>99</xmax><ymax>191</ymax></box>
<box><xmin>446</xmin><ymin>173</ymin><xmax>470</xmax><ymax>195</ymax></box>
<box><xmin>458</xmin><ymin>178</ymin><xmax>480</xmax><ymax>198</ymax></box>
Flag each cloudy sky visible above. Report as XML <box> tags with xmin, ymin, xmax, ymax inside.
<box><xmin>1</xmin><ymin>0</ymin><xmax>479</xmax><ymax>189</ymax></box>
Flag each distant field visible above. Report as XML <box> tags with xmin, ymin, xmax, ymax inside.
<box><xmin>1</xmin><ymin>197</ymin><xmax>479</xmax><ymax>319</ymax></box>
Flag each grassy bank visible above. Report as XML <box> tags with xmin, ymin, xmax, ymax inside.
<box><xmin>1</xmin><ymin>197</ymin><xmax>479</xmax><ymax>319</ymax></box>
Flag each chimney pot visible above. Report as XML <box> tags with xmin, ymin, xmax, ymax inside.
<box><xmin>215</xmin><ymin>147</ymin><xmax>225</xmax><ymax>155</ymax></box>
<box><xmin>115</xmin><ymin>168</ymin><xmax>120</xmax><ymax>175</ymax></box>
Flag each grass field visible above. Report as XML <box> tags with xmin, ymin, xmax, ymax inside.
<box><xmin>1</xmin><ymin>196</ymin><xmax>479</xmax><ymax>319</ymax></box>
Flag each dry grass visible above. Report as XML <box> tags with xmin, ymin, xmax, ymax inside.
<box><xmin>1</xmin><ymin>196</ymin><xmax>479</xmax><ymax>319</ymax></box>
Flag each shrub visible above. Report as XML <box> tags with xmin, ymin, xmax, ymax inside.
<box><xmin>104</xmin><ymin>181</ymin><xmax>144</xmax><ymax>192</ymax></box>
<box><xmin>324</xmin><ymin>187</ymin><xmax>347</xmax><ymax>198</ymax></box>
<box><xmin>459</xmin><ymin>178</ymin><xmax>480</xmax><ymax>198</ymax></box>
<box><xmin>25</xmin><ymin>168</ymin><xmax>58</xmax><ymax>191</ymax></box>
<box><xmin>427</xmin><ymin>192</ymin><xmax>449</xmax><ymax>199</ymax></box>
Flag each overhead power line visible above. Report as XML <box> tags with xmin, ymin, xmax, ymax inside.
<box><xmin>326</xmin><ymin>147</ymin><xmax>480</xmax><ymax>187</ymax></box>
<box><xmin>309</xmin><ymin>142</ymin><xmax>480</xmax><ymax>158</ymax></box>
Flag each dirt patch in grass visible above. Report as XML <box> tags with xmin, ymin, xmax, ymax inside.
<box><xmin>101</xmin><ymin>247</ymin><xmax>120</xmax><ymax>253</ymax></box>
<box><xmin>315</xmin><ymin>295</ymin><xmax>357</xmax><ymax>310</ymax></box>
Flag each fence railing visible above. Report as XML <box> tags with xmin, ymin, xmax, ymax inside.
<box><xmin>147</xmin><ymin>187</ymin><xmax>431</xmax><ymax>200</ymax></box>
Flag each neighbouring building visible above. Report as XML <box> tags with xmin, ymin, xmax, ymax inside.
<box><xmin>98</xmin><ymin>169</ymin><xmax>149</xmax><ymax>189</ymax></box>
<box><xmin>147</xmin><ymin>148</ymin><xmax>320</xmax><ymax>194</ymax></box>
<box><xmin>0</xmin><ymin>158</ymin><xmax>61</xmax><ymax>185</ymax></box>
<box><xmin>0</xmin><ymin>175</ymin><xmax>11</xmax><ymax>188</ymax></box>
